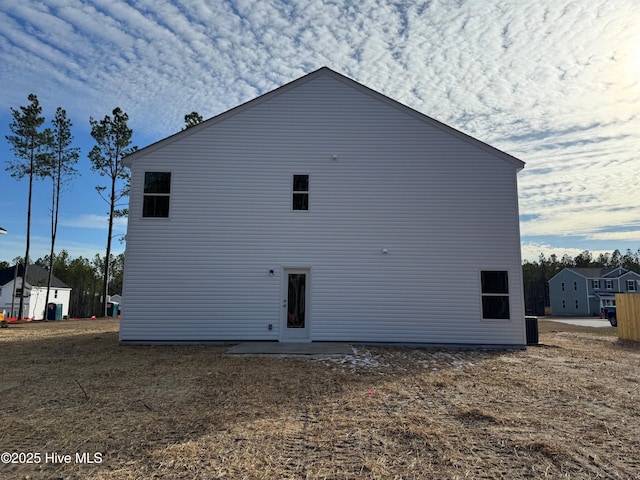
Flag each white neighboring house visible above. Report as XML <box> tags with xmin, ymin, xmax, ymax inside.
<box><xmin>120</xmin><ymin>67</ymin><xmax>526</xmax><ymax>346</ymax></box>
<box><xmin>0</xmin><ymin>264</ymin><xmax>71</xmax><ymax>320</ymax></box>
<box><xmin>108</xmin><ymin>294</ymin><xmax>123</xmax><ymax>305</ymax></box>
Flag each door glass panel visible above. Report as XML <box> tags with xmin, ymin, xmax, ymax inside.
<box><xmin>287</xmin><ymin>274</ymin><xmax>306</xmax><ymax>328</ymax></box>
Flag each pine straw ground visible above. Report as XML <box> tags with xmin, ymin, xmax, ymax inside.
<box><xmin>0</xmin><ymin>319</ymin><xmax>638</xmax><ymax>480</ymax></box>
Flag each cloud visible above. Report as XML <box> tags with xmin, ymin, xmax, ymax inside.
<box><xmin>586</xmin><ymin>230</ymin><xmax>640</xmax><ymax>242</ymax></box>
<box><xmin>1</xmin><ymin>0</ymin><xmax>639</xmax><ymax>251</ymax></box>
<box><xmin>61</xmin><ymin>214</ymin><xmax>127</xmax><ymax>231</ymax></box>
<box><xmin>0</xmin><ymin>232</ymin><xmax>122</xmax><ymax>263</ymax></box>
<box><xmin>520</xmin><ymin>242</ymin><xmax>604</xmax><ymax>264</ymax></box>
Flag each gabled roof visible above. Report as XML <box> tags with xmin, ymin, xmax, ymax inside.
<box><xmin>619</xmin><ymin>270</ymin><xmax>640</xmax><ymax>279</ymax></box>
<box><xmin>567</xmin><ymin>267</ymin><xmax>627</xmax><ymax>279</ymax></box>
<box><xmin>550</xmin><ymin>267</ymin><xmax>609</xmax><ymax>282</ymax></box>
<box><xmin>0</xmin><ymin>264</ymin><xmax>70</xmax><ymax>289</ymax></box>
<box><xmin>123</xmin><ymin>67</ymin><xmax>525</xmax><ymax>170</ymax></box>
<box><xmin>602</xmin><ymin>267</ymin><xmax>628</xmax><ymax>278</ymax></box>
<box><xmin>569</xmin><ymin>268</ymin><xmax>619</xmax><ymax>278</ymax></box>
<box><xmin>550</xmin><ymin>267</ymin><xmax>637</xmax><ymax>282</ymax></box>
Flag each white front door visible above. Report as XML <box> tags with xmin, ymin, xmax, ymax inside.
<box><xmin>281</xmin><ymin>268</ymin><xmax>310</xmax><ymax>342</ymax></box>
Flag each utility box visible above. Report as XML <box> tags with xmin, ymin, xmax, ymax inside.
<box><xmin>525</xmin><ymin>316</ymin><xmax>539</xmax><ymax>345</ymax></box>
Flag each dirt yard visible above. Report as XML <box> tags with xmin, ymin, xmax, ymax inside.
<box><xmin>0</xmin><ymin>319</ymin><xmax>638</xmax><ymax>479</ymax></box>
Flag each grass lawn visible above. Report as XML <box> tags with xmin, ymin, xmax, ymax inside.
<box><xmin>1</xmin><ymin>318</ymin><xmax>639</xmax><ymax>479</ymax></box>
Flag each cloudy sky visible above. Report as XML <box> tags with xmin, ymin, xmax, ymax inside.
<box><xmin>1</xmin><ymin>0</ymin><xmax>639</xmax><ymax>264</ymax></box>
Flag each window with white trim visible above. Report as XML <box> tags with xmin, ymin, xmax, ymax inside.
<box><xmin>481</xmin><ymin>271</ymin><xmax>509</xmax><ymax>319</ymax></box>
<box><xmin>292</xmin><ymin>174</ymin><xmax>309</xmax><ymax>211</ymax></box>
<box><xmin>591</xmin><ymin>279</ymin><xmax>600</xmax><ymax>289</ymax></box>
<box><xmin>606</xmin><ymin>280</ymin><xmax>613</xmax><ymax>289</ymax></box>
<box><xmin>143</xmin><ymin>172</ymin><xmax>171</xmax><ymax>217</ymax></box>
<box><xmin>627</xmin><ymin>280</ymin><xmax>636</xmax><ymax>292</ymax></box>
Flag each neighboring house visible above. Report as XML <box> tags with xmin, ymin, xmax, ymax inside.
<box><xmin>120</xmin><ymin>67</ymin><xmax>526</xmax><ymax>346</ymax></box>
<box><xmin>549</xmin><ymin>267</ymin><xmax>640</xmax><ymax>316</ymax></box>
<box><xmin>108</xmin><ymin>294</ymin><xmax>122</xmax><ymax>305</ymax></box>
<box><xmin>0</xmin><ymin>264</ymin><xmax>71</xmax><ymax>320</ymax></box>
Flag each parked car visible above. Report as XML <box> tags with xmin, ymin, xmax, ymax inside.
<box><xmin>603</xmin><ymin>306</ymin><xmax>617</xmax><ymax>327</ymax></box>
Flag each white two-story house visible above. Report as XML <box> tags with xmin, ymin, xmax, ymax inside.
<box><xmin>120</xmin><ymin>67</ymin><xmax>526</xmax><ymax>346</ymax></box>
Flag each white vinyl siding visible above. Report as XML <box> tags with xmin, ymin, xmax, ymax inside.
<box><xmin>121</xmin><ymin>70</ymin><xmax>525</xmax><ymax>346</ymax></box>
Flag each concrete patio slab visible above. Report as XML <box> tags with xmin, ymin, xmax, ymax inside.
<box><xmin>226</xmin><ymin>341</ymin><xmax>354</xmax><ymax>355</ymax></box>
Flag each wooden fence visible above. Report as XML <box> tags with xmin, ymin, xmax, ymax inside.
<box><xmin>615</xmin><ymin>294</ymin><xmax>640</xmax><ymax>342</ymax></box>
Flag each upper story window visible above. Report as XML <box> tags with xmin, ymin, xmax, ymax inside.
<box><xmin>591</xmin><ymin>279</ymin><xmax>600</xmax><ymax>289</ymax></box>
<box><xmin>561</xmin><ymin>282</ymin><xmax>565</xmax><ymax>291</ymax></box>
<box><xmin>573</xmin><ymin>281</ymin><xmax>577</xmax><ymax>291</ymax></box>
<box><xmin>143</xmin><ymin>172</ymin><xmax>171</xmax><ymax>217</ymax></box>
<box><xmin>627</xmin><ymin>280</ymin><xmax>637</xmax><ymax>292</ymax></box>
<box><xmin>292</xmin><ymin>174</ymin><xmax>309</xmax><ymax>211</ymax></box>
<box><xmin>480</xmin><ymin>270</ymin><xmax>510</xmax><ymax>319</ymax></box>
<box><xmin>606</xmin><ymin>280</ymin><xmax>613</xmax><ymax>289</ymax></box>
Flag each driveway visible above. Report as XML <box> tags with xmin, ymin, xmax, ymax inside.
<box><xmin>543</xmin><ymin>316</ymin><xmax>613</xmax><ymax>328</ymax></box>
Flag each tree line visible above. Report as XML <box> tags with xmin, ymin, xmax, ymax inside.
<box><xmin>4</xmin><ymin>89</ymin><xmax>204</xmax><ymax>320</ymax></box>
<box><xmin>523</xmin><ymin>248</ymin><xmax>640</xmax><ymax>315</ymax></box>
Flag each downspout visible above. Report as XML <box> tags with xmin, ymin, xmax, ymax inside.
<box><xmin>585</xmin><ymin>278</ymin><xmax>590</xmax><ymax>315</ymax></box>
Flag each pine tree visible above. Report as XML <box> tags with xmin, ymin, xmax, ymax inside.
<box><xmin>5</xmin><ymin>94</ymin><xmax>47</xmax><ymax>320</ymax></box>
<box><xmin>183</xmin><ymin>111</ymin><xmax>203</xmax><ymax>130</ymax></box>
<box><xmin>41</xmin><ymin>108</ymin><xmax>79</xmax><ymax>318</ymax></box>
<box><xmin>88</xmin><ymin>108</ymin><xmax>136</xmax><ymax>317</ymax></box>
